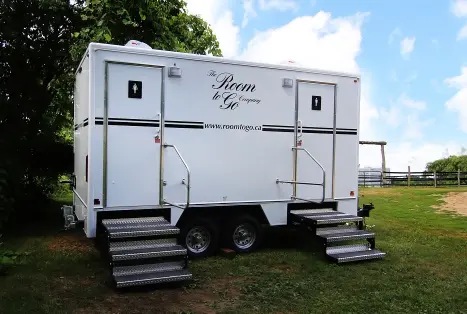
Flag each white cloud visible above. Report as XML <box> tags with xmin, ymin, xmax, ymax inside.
<box><xmin>399</xmin><ymin>93</ymin><xmax>426</xmax><ymax>110</ymax></box>
<box><xmin>445</xmin><ymin>66</ymin><xmax>467</xmax><ymax>132</ymax></box>
<box><xmin>402</xmin><ymin>113</ymin><xmax>433</xmax><ymax>140</ymax></box>
<box><xmin>259</xmin><ymin>0</ymin><xmax>299</xmax><ymax>11</ymax></box>
<box><xmin>380</xmin><ymin>106</ymin><xmax>401</xmax><ymax>127</ymax></box>
<box><xmin>400</xmin><ymin>36</ymin><xmax>415</xmax><ymax>58</ymax></box>
<box><xmin>385</xmin><ymin>142</ymin><xmax>466</xmax><ymax>172</ymax></box>
<box><xmin>451</xmin><ymin>1</ymin><xmax>467</xmax><ymax>40</ymax></box>
<box><xmin>185</xmin><ymin>0</ymin><xmax>240</xmax><ymax>58</ymax></box>
<box><xmin>242</xmin><ymin>0</ymin><xmax>257</xmax><ymax>28</ymax></box>
<box><xmin>451</xmin><ymin>0</ymin><xmax>467</xmax><ymax>17</ymax></box>
<box><xmin>388</xmin><ymin>27</ymin><xmax>401</xmax><ymax>44</ymax></box>
<box><xmin>457</xmin><ymin>24</ymin><xmax>467</xmax><ymax>40</ymax></box>
<box><xmin>240</xmin><ymin>11</ymin><xmax>369</xmax><ymax>73</ymax></box>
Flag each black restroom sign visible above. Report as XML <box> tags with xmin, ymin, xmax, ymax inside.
<box><xmin>311</xmin><ymin>95</ymin><xmax>321</xmax><ymax>111</ymax></box>
<box><xmin>128</xmin><ymin>80</ymin><xmax>142</xmax><ymax>99</ymax></box>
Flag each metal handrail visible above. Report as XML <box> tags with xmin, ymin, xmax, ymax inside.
<box><xmin>276</xmin><ymin>146</ymin><xmax>326</xmax><ymax>203</ymax></box>
<box><xmin>163</xmin><ymin>143</ymin><xmax>191</xmax><ymax>209</ymax></box>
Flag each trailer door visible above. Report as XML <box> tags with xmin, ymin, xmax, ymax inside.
<box><xmin>104</xmin><ymin>62</ymin><xmax>163</xmax><ymax>208</ymax></box>
<box><xmin>295</xmin><ymin>80</ymin><xmax>335</xmax><ymax>201</ymax></box>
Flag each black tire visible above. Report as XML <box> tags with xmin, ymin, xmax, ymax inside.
<box><xmin>179</xmin><ymin>216</ymin><xmax>219</xmax><ymax>258</ymax></box>
<box><xmin>223</xmin><ymin>214</ymin><xmax>263</xmax><ymax>253</ymax></box>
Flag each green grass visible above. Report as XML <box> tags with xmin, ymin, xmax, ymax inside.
<box><xmin>1</xmin><ymin>187</ymin><xmax>467</xmax><ymax>313</ymax></box>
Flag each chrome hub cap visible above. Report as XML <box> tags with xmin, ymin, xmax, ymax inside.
<box><xmin>233</xmin><ymin>223</ymin><xmax>256</xmax><ymax>249</ymax></box>
<box><xmin>186</xmin><ymin>227</ymin><xmax>211</xmax><ymax>253</ymax></box>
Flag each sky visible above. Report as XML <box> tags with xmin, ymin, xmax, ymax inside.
<box><xmin>184</xmin><ymin>0</ymin><xmax>467</xmax><ymax>172</ymax></box>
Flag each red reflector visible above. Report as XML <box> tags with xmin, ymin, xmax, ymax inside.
<box><xmin>350</xmin><ymin>191</ymin><xmax>355</xmax><ymax>196</ymax></box>
<box><xmin>94</xmin><ymin>199</ymin><xmax>100</xmax><ymax>205</ymax></box>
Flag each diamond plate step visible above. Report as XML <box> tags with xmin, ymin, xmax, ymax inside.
<box><xmin>318</xmin><ymin>230</ymin><xmax>375</xmax><ymax>243</ymax></box>
<box><xmin>306</xmin><ymin>213</ymin><xmax>363</xmax><ymax>225</ymax></box>
<box><xmin>106</xmin><ymin>225</ymin><xmax>180</xmax><ymax>239</ymax></box>
<box><xmin>290</xmin><ymin>210</ymin><xmax>363</xmax><ymax>225</ymax></box>
<box><xmin>102</xmin><ymin>216</ymin><xmax>179</xmax><ymax>239</ymax></box>
<box><xmin>109</xmin><ymin>238</ymin><xmax>177</xmax><ymax>252</ymax></box>
<box><xmin>326</xmin><ymin>243</ymin><xmax>371</xmax><ymax>255</ymax></box>
<box><xmin>114</xmin><ymin>269</ymin><xmax>192</xmax><ymax>288</ymax></box>
<box><xmin>316</xmin><ymin>225</ymin><xmax>358</xmax><ymax>235</ymax></box>
<box><xmin>290</xmin><ymin>209</ymin><xmax>336</xmax><ymax>215</ymax></box>
<box><xmin>102</xmin><ymin>216</ymin><xmax>168</xmax><ymax>227</ymax></box>
<box><xmin>113</xmin><ymin>260</ymin><xmax>186</xmax><ymax>277</ymax></box>
<box><xmin>110</xmin><ymin>242</ymin><xmax>187</xmax><ymax>262</ymax></box>
<box><xmin>327</xmin><ymin>249</ymin><xmax>386</xmax><ymax>263</ymax></box>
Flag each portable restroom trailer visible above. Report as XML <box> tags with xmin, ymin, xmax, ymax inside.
<box><xmin>70</xmin><ymin>42</ymin><xmax>385</xmax><ymax>288</ymax></box>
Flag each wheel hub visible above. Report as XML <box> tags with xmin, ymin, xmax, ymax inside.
<box><xmin>233</xmin><ymin>223</ymin><xmax>256</xmax><ymax>249</ymax></box>
<box><xmin>186</xmin><ymin>227</ymin><xmax>211</xmax><ymax>253</ymax></box>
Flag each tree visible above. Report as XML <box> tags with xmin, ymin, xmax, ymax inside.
<box><xmin>426</xmin><ymin>155</ymin><xmax>467</xmax><ymax>172</ymax></box>
<box><xmin>0</xmin><ymin>0</ymin><xmax>221</xmax><ymax>229</ymax></box>
<box><xmin>71</xmin><ymin>0</ymin><xmax>222</xmax><ymax>61</ymax></box>
<box><xmin>0</xmin><ymin>0</ymin><xmax>81</xmax><ymax>228</ymax></box>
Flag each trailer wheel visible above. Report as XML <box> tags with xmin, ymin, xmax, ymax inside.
<box><xmin>224</xmin><ymin>214</ymin><xmax>263</xmax><ymax>253</ymax></box>
<box><xmin>179</xmin><ymin>217</ymin><xmax>219</xmax><ymax>258</ymax></box>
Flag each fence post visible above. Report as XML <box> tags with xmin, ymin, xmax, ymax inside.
<box><xmin>408</xmin><ymin>166</ymin><xmax>411</xmax><ymax>187</ymax></box>
<box><xmin>458</xmin><ymin>169</ymin><xmax>461</xmax><ymax>187</ymax></box>
<box><xmin>434</xmin><ymin>171</ymin><xmax>437</xmax><ymax>188</ymax></box>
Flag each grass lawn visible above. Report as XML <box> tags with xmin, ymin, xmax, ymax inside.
<box><xmin>1</xmin><ymin>187</ymin><xmax>467</xmax><ymax>313</ymax></box>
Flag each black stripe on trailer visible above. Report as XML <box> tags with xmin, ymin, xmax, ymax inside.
<box><xmin>165</xmin><ymin>123</ymin><xmax>204</xmax><ymax>129</ymax></box>
<box><xmin>262</xmin><ymin>128</ymin><xmax>357</xmax><ymax>135</ymax></box>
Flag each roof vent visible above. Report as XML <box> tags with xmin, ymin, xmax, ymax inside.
<box><xmin>125</xmin><ymin>40</ymin><xmax>152</xmax><ymax>49</ymax></box>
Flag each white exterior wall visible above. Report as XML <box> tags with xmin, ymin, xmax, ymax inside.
<box><xmin>73</xmin><ymin>55</ymin><xmax>90</xmax><ymax>221</ymax></box>
<box><xmin>78</xmin><ymin>43</ymin><xmax>361</xmax><ymax>236</ymax></box>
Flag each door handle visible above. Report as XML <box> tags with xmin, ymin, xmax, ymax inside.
<box><xmin>297</xmin><ymin>120</ymin><xmax>303</xmax><ymax>138</ymax></box>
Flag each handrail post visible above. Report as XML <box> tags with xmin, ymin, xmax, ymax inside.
<box><xmin>292</xmin><ymin>146</ymin><xmax>326</xmax><ymax>203</ymax></box>
<box><xmin>163</xmin><ymin>144</ymin><xmax>191</xmax><ymax>208</ymax></box>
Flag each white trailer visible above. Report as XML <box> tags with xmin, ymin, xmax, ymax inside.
<box><xmin>68</xmin><ymin>41</ymin><xmax>385</xmax><ymax>288</ymax></box>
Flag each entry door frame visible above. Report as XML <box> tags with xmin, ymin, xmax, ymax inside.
<box><xmin>293</xmin><ymin>78</ymin><xmax>338</xmax><ymax>200</ymax></box>
<box><xmin>102</xmin><ymin>60</ymin><xmax>166</xmax><ymax>208</ymax></box>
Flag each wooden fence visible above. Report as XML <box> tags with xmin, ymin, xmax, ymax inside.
<box><xmin>359</xmin><ymin>170</ymin><xmax>467</xmax><ymax>187</ymax></box>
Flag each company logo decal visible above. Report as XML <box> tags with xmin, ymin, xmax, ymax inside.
<box><xmin>208</xmin><ymin>70</ymin><xmax>261</xmax><ymax>110</ymax></box>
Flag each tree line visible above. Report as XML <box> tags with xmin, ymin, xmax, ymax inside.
<box><xmin>0</xmin><ymin>0</ymin><xmax>221</xmax><ymax>229</ymax></box>
<box><xmin>425</xmin><ymin>153</ymin><xmax>467</xmax><ymax>173</ymax></box>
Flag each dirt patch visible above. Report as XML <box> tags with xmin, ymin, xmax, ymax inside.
<box><xmin>48</xmin><ymin>233</ymin><xmax>94</xmax><ymax>253</ymax></box>
<box><xmin>73</xmin><ymin>276</ymin><xmax>249</xmax><ymax>314</ymax></box>
<box><xmin>270</xmin><ymin>263</ymin><xmax>296</xmax><ymax>273</ymax></box>
<box><xmin>432</xmin><ymin>192</ymin><xmax>467</xmax><ymax>216</ymax></box>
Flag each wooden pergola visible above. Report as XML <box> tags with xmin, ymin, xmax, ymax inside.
<box><xmin>359</xmin><ymin>141</ymin><xmax>387</xmax><ymax>184</ymax></box>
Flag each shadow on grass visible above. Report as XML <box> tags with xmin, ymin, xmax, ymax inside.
<box><xmin>2</xmin><ymin>197</ymin><xmax>72</xmax><ymax>240</ymax></box>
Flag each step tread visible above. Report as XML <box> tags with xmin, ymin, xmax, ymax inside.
<box><xmin>327</xmin><ymin>249</ymin><xmax>386</xmax><ymax>263</ymax></box>
<box><xmin>318</xmin><ymin>230</ymin><xmax>375</xmax><ymax>242</ymax></box>
<box><xmin>114</xmin><ymin>269</ymin><xmax>192</xmax><ymax>288</ymax></box>
<box><xmin>113</xmin><ymin>261</ymin><xmax>185</xmax><ymax>277</ymax></box>
<box><xmin>290</xmin><ymin>209</ymin><xmax>336</xmax><ymax>215</ymax></box>
<box><xmin>109</xmin><ymin>238</ymin><xmax>177</xmax><ymax>252</ymax></box>
<box><xmin>294</xmin><ymin>211</ymin><xmax>345</xmax><ymax>217</ymax></box>
<box><xmin>106</xmin><ymin>225</ymin><xmax>180</xmax><ymax>238</ymax></box>
<box><xmin>111</xmin><ymin>244</ymin><xmax>187</xmax><ymax>261</ymax></box>
<box><xmin>102</xmin><ymin>216</ymin><xmax>168</xmax><ymax>226</ymax></box>
<box><xmin>307</xmin><ymin>214</ymin><xmax>363</xmax><ymax>224</ymax></box>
